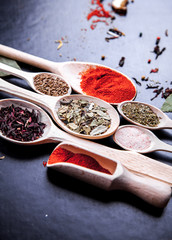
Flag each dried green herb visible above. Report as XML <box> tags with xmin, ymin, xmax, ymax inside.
<box><xmin>57</xmin><ymin>99</ymin><xmax>111</xmax><ymax>136</ymax></box>
<box><xmin>122</xmin><ymin>102</ymin><xmax>160</xmax><ymax>127</ymax></box>
<box><xmin>0</xmin><ymin>56</ymin><xmax>21</xmax><ymax>77</ymax></box>
<box><xmin>161</xmin><ymin>94</ymin><xmax>172</xmax><ymax>112</ymax></box>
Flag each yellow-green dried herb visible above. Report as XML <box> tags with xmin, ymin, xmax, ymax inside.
<box><xmin>122</xmin><ymin>102</ymin><xmax>160</xmax><ymax>127</ymax></box>
<box><xmin>57</xmin><ymin>99</ymin><xmax>111</xmax><ymax>135</ymax></box>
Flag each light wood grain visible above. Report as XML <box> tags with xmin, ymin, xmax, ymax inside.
<box><xmin>47</xmin><ymin>142</ymin><xmax>171</xmax><ymax>208</ymax></box>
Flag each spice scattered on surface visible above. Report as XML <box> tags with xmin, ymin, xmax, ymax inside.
<box><xmin>106</xmin><ymin>27</ymin><xmax>125</xmax><ymax>41</ymax></box>
<box><xmin>80</xmin><ymin>66</ymin><xmax>136</xmax><ymax>103</ymax></box>
<box><xmin>152</xmin><ymin>45</ymin><xmax>166</xmax><ymax>59</ymax></box>
<box><xmin>115</xmin><ymin>126</ymin><xmax>151</xmax><ymax>151</ymax></box>
<box><xmin>139</xmin><ymin>32</ymin><xmax>143</xmax><ymax>37</ymax></box>
<box><xmin>132</xmin><ymin>77</ymin><xmax>141</xmax><ymax>86</ymax></box>
<box><xmin>151</xmin><ymin>87</ymin><xmax>163</xmax><ymax>101</ymax></box>
<box><xmin>112</xmin><ymin>0</ymin><xmax>128</xmax><ymax>15</ymax></box>
<box><xmin>48</xmin><ymin>147</ymin><xmax>111</xmax><ymax>174</ymax></box>
<box><xmin>162</xmin><ymin>88</ymin><xmax>172</xmax><ymax>99</ymax></box>
<box><xmin>121</xmin><ymin>102</ymin><xmax>160</xmax><ymax>127</ymax></box>
<box><xmin>0</xmin><ymin>104</ymin><xmax>46</xmax><ymax>141</ymax></box>
<box><xmin>156</xmin><ymin>36</ymin><xmax>161</xmax><ymax>45</ymax></box>
<box><xmin>165</xmin><ymin>29</ymin><xmax>168</xmax><ymax>37</ymax></box>
<box><xmin>87</xmin><ymin>0</ymin><xmax>114</xmax><ymax>29</ymax></box>
<box><xmin>43</xmin><ymin>161</ymin><xmax>47</xmax><ymax>167</ymax></box>
<box><xmin>108</xmin><ymin>28</ymin><xmax>125</xmax><ymax>36</ymax></box>
<box><xmin>33</xmin><ymin>73</ymin><xmax>69</xmax><ymax>96</ymax></box>
<box><xmin>146</xmin><ymin>84</ymin><xmax>159</xmax><ymax>89</ymax></box>
<box><xmin>141</xmin><ymin>76</ymin><xmax>149</xmax><ymax>81</ymax></box>
<box><xmin>119</xmin><ymin>57</ymin><xmax>125</xmax><ymax>67</ymax></box>
<box><xmin>101</xmin><ymin>55</ymin><xmax>106</xmax><ymax>60</ymax></box>
<box><xmin>147</xmin><ymin>59</ymin><xmax>151</xmax><ymax>64</ymax></box>
<box><xmin>55</xmin><ymin>40</ymin><xmax>63</xmax><ymax>50</ymax></box>
<box><xmin>150</xmin><ymin>68</ymin><xmax>159</xmax><ymax>73</ymax></box>
<box><xmin>57</xmin><ymin>99</ymin><xmax>111</xmax><ymax>136</ymax></box>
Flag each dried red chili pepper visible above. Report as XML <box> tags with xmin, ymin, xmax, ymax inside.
<box><xmin>150</xmin><ymin>68</ymin><xmax>159</xmax><ymax>73</ymax></box>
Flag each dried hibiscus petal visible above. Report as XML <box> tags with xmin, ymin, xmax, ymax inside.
<box><xmin>0</xmin><ymin>104</ymin><xmax>46</xmax><ymax>142</ymax></box>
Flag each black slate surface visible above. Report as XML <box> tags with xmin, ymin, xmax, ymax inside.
<box><xmin>0</xmin><ymin>0</ymin><xmax>172</xmax><ymax>240</ymax></box>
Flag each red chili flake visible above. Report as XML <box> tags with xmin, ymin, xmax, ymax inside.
<box><xmin>150</xmin><ymin>68</ymin><xmax>159</xmax><ymax>73</ymax></box>
<box><xmin>147</xmin><ymin>59</ymin><xmax>151</xmax><ymax>64</ymax></box>
<box><xmin>87</xmin><ymin>0</ymin><xmax>114</xmax><ymax>29</ymax></box>
<box><xmin>43</xmin><ymin>161</ymin><xmax>47</xmax><ymax>167</ymax></box>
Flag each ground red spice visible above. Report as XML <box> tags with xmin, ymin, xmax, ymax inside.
<box><xmin>80</xmin><ymin>66</ymin><xmax>136</xmax><ymax>103</ymax></box>
<box><xmin>87</xmin><ymin>0</ymin><xmax>112</xmax><ymax>20</ymax></box>
<box><xmin>48</xmin><ymin>147</ymin><xmax>74</xmax><ymax>165</ymax></box>
<box><xmin>87</xmin><ymin>0</ymin><xmax>113</xmax><ymax>29</ymax></box>
<box><xmin>48</xmin><ymin>147</ymin><xmax>111</xmax><ymax>174</ymax></box>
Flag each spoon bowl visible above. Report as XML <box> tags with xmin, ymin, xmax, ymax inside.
<box><xmin>0</xmin><ymin>78</ymin><xmax>120</xmax><ymax>139</ymax></box>
<box><xmin>0</xmin><ymin>44</ymin><xmax>137</xmax><ymax>105</ymax></box>
<box><xmin>113</xmin><ymin>125</ymin><xmax>172</xmax><ymax>153</ymax></box>
<box><xmin>47</xmin><ymin>141</ymin><xmax>171</xmax><ymax>208</ymax></box>
<box><xmin>0</xmin><ymin>98</ymin><xmax>53</xmax><ymax>145</ymax></box>
<box><xmin>0</xmin><ymin>62</ymin><xmax>72</xmax><ymax>97</ymax></box>
<box><xmin>118</xmin><ymin>101</ymin><xmax>172</xmax><ymax>130</ymax></box>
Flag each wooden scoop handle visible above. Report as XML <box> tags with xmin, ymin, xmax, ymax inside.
<box><xmin>113</xmin><ymin>168</ymin><xmax>172</xmax><ymax>208</ymax></box>
<box><xmin>0</xmin><ymin>44</ymin><xmax>56</xmax><ymax>73</ymax></box>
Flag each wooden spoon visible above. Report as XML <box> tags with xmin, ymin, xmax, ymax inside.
<box><xmin>0</xmin><ymin>44</ymin><xmax>136</xmax><ymax>105</ymax></box>
<box><xmin>0</xmin><ymin>98</ymin><xmax>172</xmax><ymax>186</ymax></box>
<box><xmin>47</xmin><ymin>141</ymin><xmax>171</xmax><ymax>208</ymax></box>
<box><xmin>0</xmin><ymin>62</ymin><xmax>72</xmax><ymax>96</ymax></box>
<box><xmin>113</xmin><ymin>125</ymin><xmax>172</xmax><ymax>153</ymax></box>
<box><xmin>0</xmin><ymin>78</ymin><xmax>120</xmax><ymax>140</ymax></box>
<box><xmin>118</xmin><ymin>101</ymin><xmax>172</xmax><ymax>130</ymax></box>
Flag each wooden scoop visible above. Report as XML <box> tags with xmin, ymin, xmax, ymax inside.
<box><xmin>0</xmin><ymin>98</ymin><xmax>172</xmax><ymax>187</ymax></box>
<box><xmin>47</xmin><ymin>141</ymin><xmax>171</xmax><ymax>208</ymax></box>
<box><xmin>0</xmin><ymin>44</ymin><xmax>136</xmax><ymax>105</ymax></box>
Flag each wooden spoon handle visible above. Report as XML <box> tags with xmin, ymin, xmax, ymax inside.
<box><xmin>164</xmin><ymin>118</ymin><xmax>172</xmax><ymax>129</ymax></box>
<box><xmin>114</xmin><ymin>168</ymin><xmax>172</xmax><ymax>208</ymax></box>
<box><xmin>0</xmin><ymin>62</ymin><xmax>31</xmax><ymax>80</ymax></box>
<box><xmin>0</xmin><ymin>78</ymin><xmax>56</xmax><ymax>114</ymax></box>
<box><xmin>0</xmin><ymin>44</ymin><xmax>56</xmax><ymax>73</ymax></box>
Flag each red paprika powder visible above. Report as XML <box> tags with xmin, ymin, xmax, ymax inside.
<box><xmin>48</xmin><ymin>147</ymin><xmax>111</xmax><ymax>174</ymax></box>
<box><xmin>80</xmin><ymin>66</ymin><xmax>136</xmax><ymax>104</ymax></box>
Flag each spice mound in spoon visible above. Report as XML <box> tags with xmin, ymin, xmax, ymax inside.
<box><xmin>33</xmin><ymin>73</ymin><xmax>69</xmax><ymax>96</ymax></box>
<box><xmin>0</xmin><ymin>104</ymin><xmax>46</xmax><ymax>141</ymax></box>
<box><xmin>114</xmin><ymin>126</ymin><xmax>151</xmax><ymax>151</ymax></box>
<box><xmin>121</xmin><ymin>102</ymin><xmax>160</xmax><ymax>127</ymax></box>
<box><xmin>57</xmin><ymin>98</ymin><xmax>111</xmax><ymax>136</ymax></box>
<box><xmin>79</xmin><ymin>66</ymin><xmax>136</xmax><ymax>104</ymax></box>
<box><xmin>48</xmin><ymin>147</ymin><xmax>111</xmax><ymax>174</ymax></box>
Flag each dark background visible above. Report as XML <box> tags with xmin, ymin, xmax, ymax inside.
<box><xmin>0</xmin><ymin>0</ymin><xmax>172</xmax><ymax>239</ymax></box>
